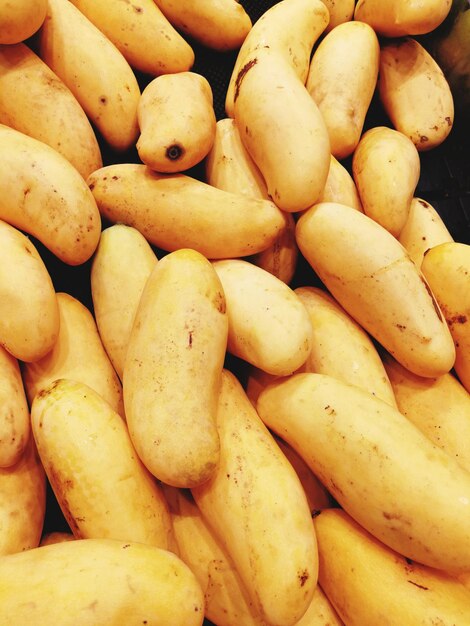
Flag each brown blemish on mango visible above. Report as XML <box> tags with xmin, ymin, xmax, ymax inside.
<box><xmin>420</xmin><ymin>276</ymin><xmax>443</xmax><ymax>322</ymax></box>
<box><xmin>407</xmin><ymin>580</ymin><xmax>429</xmax><ymax>590</ymax></box>
<box><xmin>165</xmin><ymin>143</ymin><xmax>184</xmax><ymax>162</ymax></box>
<box><xmin>446</xmin><ymin>313</ymin><xmax>467</xmax><ymax>328</ymax></box>
<box><xmin>298</xmin><ymin>569</ymin><xmax>309</xmax><ymax>587</ymax></box>
<box><xmin>213</xmin><ymin>291</ymin><xmax>226</xmax><ymax>314</ymax></box>
<box><xmin>234</xmin><ymin>58</ymin><xmax>258</xmax><ymax>103</ymax></box>
<box><xmin>36</xmin><ymin>379</ymin><xmax>61</xmax><ymax>400</ymax></box>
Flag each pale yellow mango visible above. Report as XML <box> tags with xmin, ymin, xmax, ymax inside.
<box><xmin>23</xmin><ymin>292</ymin><xmax>124</xmax><ymax>418</ymax></box>
<box><xmin>69</xmin><ymin>0</ymin><xmax>194</xmax><ymax>75</ymax></box>
<box><xmin>124</xmin><ymin>248</ymin><xmax>227</xmax><ymax>487</ymax></box>
<box><xmin>0</xmin><ymin>346</ymin><xmax>30</xmax><ymax>467</ymax></box>
<box><xmin>192</xmin><ymin>369</ymin><xmax>318</xmax><ymax>626</ymax></box>
<box><xmin>91</xmin><ymin>224</ymin><xmax>158</xmax><ymax>381</ymax></box>
<box><xmin>0</xmin><ymin>220</ymin><xmax>59</xmax><ymax>363</ymax></box>
<box><xmin>0</xmin><ymin>43</ymin><xmax>102</xmax><ymax>180</ymax></box>
<box><xmin>137</xmin><ymin>72</ymin><xmax>216</xmax><ymax>173</ymax></box>
<box><xmin>0</xmin><ymin>538</ymin><xmax>204</xmax><ymax>625</ymax></box>
<box><xmin>31</xmin><ymin>379</ymin><xmax>175</xmax><ymax>550</ymax></box>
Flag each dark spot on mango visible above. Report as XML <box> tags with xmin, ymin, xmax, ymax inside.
<box><xmin>420</xmin><ymin>276</ymin><xmax>443</xmax><ymax>322</ymax></box>
<box><xmin>234</xmin><ymin>58</ymin><xmax>258</xmax><ymax>103</ymax></box>
<box><xmin>298</xmin><ymin>569</ymin><xmax>309</xmax><ymax>587</ymax></box>
<box><xmin>407</xmin><ymin>580</ymin><xmax>429</xmax><ymax>590</ymax></box>
<box><xmin>447</xmin><ymin>314</ymin><xmax>467</xmax><ymax>327</ymax></box>
<box><xmin>166</xmin><ymin>144</ymin><xmax>184</xmax><ymax>161</ymax></box>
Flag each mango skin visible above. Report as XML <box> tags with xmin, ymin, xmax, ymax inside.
<box><xmin>124</xmin><ymin>248</ymin><xmax>227</xmax><ymax>488</ymax></box>
<box><xmin>295</xmin><ymin>202</ymin><xmax>455</xmax><ymax>378</ymax></box>
<box><xmin>0</xmin><ymin>538</ymin><xmax>205</xmax><ymax>626</ymax></box>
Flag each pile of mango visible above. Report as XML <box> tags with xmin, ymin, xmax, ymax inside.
<box><xmin>0</xmin><ymin>1</ymin><xmax>469</xmax><ymax>625</ymax></box>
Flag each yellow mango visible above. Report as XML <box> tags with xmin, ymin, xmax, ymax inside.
<box><xmin>137</xmin><ymin>72</ymin><xmax>216</xmax><ymax>173</ymax></box>
<box><xmin>296</xmin><ymin>202</ymin><xmax>455</xmax><ymax>378</ymax></box>
<box><xmin>257</xmin><ymin>372</ymin><xmax>470</xmax><ymax>572</ymax></box>
<box><xmin>88</xmin><ymin>163</ymin><xmax>287</xmax><ymax>259</ymax></box>
<box><xmin>0</xmin><ymin>436</ymin><xmax>46</xmax><ymax>556</ymax></box>
<box><xmin>314</xmin><ymin>508</ymin><xmax>470</xmax><ymax>625</ymax></box>
<box><xmin>192</xmin><ymin>369</ymin><xmax>318</xmax><ymax>626</ymax></box>
<box><xmin>421</xmin><ymin>242</ymin><xmax>470</xmax><ymax>392</ymax></box>
<box><xmin>0</xmin><ymin>538</ymin><xmax>204</xmax><ymax>625</ymax></box>
<box><xmin>31</xmin><ymin>379</ymin><xmax>175</xmax><ymax>550</ymax></box>
<box><xmin>0</xmin><ymin>43</ymin><xmax>102</xmax><ymax>179</ymax></box>
<box><xmin>124</xmin><ymin>248</ymin><xmax>227</xmax><ymax>487</ymax></box>
<box><xmin>23</xmin><ymin>292</ymin><xmax>124</xmax><ymax>417</ymax></box>
<box><xmin>90</xmin><ymin>224</ymin><xmax>158</xmax><ymax>381</ymax></box>
<box><xmin>0</xmin><ymin>346</ymin><xmax>30</xmax><ymax>467</ymax></box>
<box><xmin>69</xmin><ymin>0</ymin><xmax>194</xmax><ymax>75</ymax></box>
<box><xmin>0</xmin><ymin>219</ymin><xmax>59</xmax><ymax>363</ymax></box>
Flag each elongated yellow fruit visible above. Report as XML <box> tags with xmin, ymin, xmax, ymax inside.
<box><xmin>296</xmin><ymin>202</ymin><xmax>455</xmax><ymax>378</ymax></box>
<box><xmin>383</xmin><ymin>354</ymin><xmax>470</xmax><ymax>473</ymax></box>
<box><xmin>154</xmin><ymin>0</ymin><xmax>252</xmax><ymax>51</ymax></box>
<box><xmin>88</xmin><ymin>163</ymin><xmax>286</xmax><ymax>259</ymax></box>
<box><xmin>205</xmin><ymin>117</ymin><xmax>298</xmax><ymax>284</ymax></box>
<box><xmin>0</xmin><ymin>346</ymin><xmax>30</xmax><ymax>467</ymax></box>
<box><xmin>69</xmin><ymin>0</ymin><xmax>194</xmax><ymax>76</ymax></box>
<box><xmin>398</xmin><ymin>197</ymin><xmax>453</xmax><ymax>267</ymax></box>
<box><xmin>295</xmin><ymin>286</ymin><xmax>396</xmax><ymax>406</ymax></box>
<box><xmin>0</xmin><ymin>538</ymin><xmax>204</xmax><ymax>626</ymax></box>
<box><xmin>137</xmin><ymin>72</ymin><xmax>216</xmax><ymax>173</ymax></box>
<box><xmin>124</xmin><ymin>248</ymin><xmax>227</xmax><ymax>487</ymax></box>
<box><xmin>0</xmin><ymin>0</ymin><xmax>47</xmax><ymax>44</ymax></box>
<box><xmin>352</xmin><ymin>126</ymin><xmax>420</xmax><ymax>237</ymax></box>
<box><xmin>354</xmin><ymin>0</ymin><xmax>452</xmax><ymax>37</ymax></box>
<box><xmin>314</xmin><ymin>508</ymin><xmax>470</xmax><ymax>625</ymax></box>
<box><xmin>257</xmin><ymin>372</ymin><xmax>470</xmax><ymax>572</ymax></box>
<box><xmin>318</xmin><ymin>155</ymin><xmax>363</xmax><ymax>212</ymax></box>
<box><xmin>164</xmin><ymin>486</ymin><xmax>265</xmax><ymax>626</ymax></box>
<box><xmin>226</xmin><ymin>0</ymin><xmax>329</xmax><ymax>116</ymax></box>
<box><xmin>91</xmin><ymin>224</ymin><xmax>158</xmax><ymax>381</ymax></box>
<box><xmin>421</xmin><ymin>242</ymin><xmax>470</xmax><ymax>392</ymax></box>
<box><xmin>0</xmin><ymin>220</ymin><xmax>59</xmax><ymax>363</ymax></box>
<box><xmin>378</xmin><ymin>38</ymin><xmax>454</xmax><ymax>151</ymax></box>
<box><xmin>306</xmin><ymin>21</ymin><xmax>379</xmax><ymax>159</ymax></box>
<box><xmin>321</xmin><ymin>0</ymin><xmax>354</xmax><ymax>32</ymax></box>
<box><xmin>0</xmin><ymin>125</ymin><xmax>101</xmax><ymax>265</ymax></box>
<box><xmin>31</xmin><ymin>379</ymin><xmax>175</xmax><ymax>550</ymax></box>
<box><xmin>23</xmin><ymin>292</ymin><xmax>124</xmax><ymax>417</ymax></box>
<box><xmin>233</xmin><ymin>46</ymin><xmax>331</xmax><ymax>212</ymax></box>
<box><xmin>0</xmin><ymin>43</ymin><xmax>101</xmax><ymax>180</ymax></box>
<box><xmin>39</xmin><ymin>0</ymin><xmax>140</xmax><ymax>152</ymax></box>
<box><xmin>192</xmin><ymin>369</ymin><xmax>318</xmax><ymax>626</ymax></box>
<box><xmin>0</xmin><ymin>435</ymin><xmax>46</xmax><ymax>556</ymax></box>
<box><xmin>274</xmin><ymin>436</ymin><xmax>333</xmax><ymax>513</ymax></box>
<box><xmin>212</xmin><ymin>259</ymin><xmax>312</xmax><ymax>375</ymax></box>
<box><xmin>205</xmin><ymin>117</ymin><xmax>269</xmax><ymax>199</ymax></box>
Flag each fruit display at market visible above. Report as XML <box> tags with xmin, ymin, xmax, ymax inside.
<box><xmin>0</xmin><ymin>1</ymin><xmax>469</xmax><ymax>625</ymax></box>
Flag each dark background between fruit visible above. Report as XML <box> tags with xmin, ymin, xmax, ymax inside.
<box><xmin>32</xmin><ymin>1</ymin><xmax>469</xmax><ymax>618</ymax></box>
